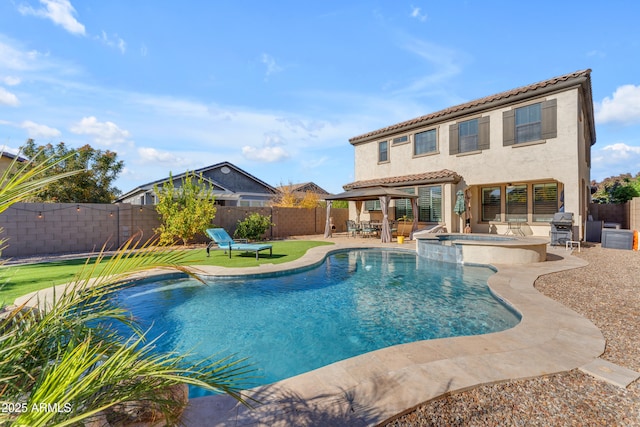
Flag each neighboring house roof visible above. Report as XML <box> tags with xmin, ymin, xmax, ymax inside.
<box><xmin>349</xmin><ymin>69</ymin><xmax>595</xmax><ymax>146</ymax></box>
<box><xmin>277</xmin><ymin>182</ymin><xmax>331</xmax><ymax>195</ymax></box>
<box><xmin>1</xmin><ymin>151</ymin><xmax>27</xmax><ymax>162</ymax></box>
<box><xmin>343</xmin><ymin>169</ymin><xmax>462</xmax><ymax>190</ymax></box>
<box><xmin>115</xmin><ymin>161</ymin><xmax>277</xmax><ymax>203</ymax></box>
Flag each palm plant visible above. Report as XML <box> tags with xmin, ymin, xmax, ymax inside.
<box><xmin>0</xmin><ymin>151</ymin><xmax>254</xmax><ymax>426</ymax></box>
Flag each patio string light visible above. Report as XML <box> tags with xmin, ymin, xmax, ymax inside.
<box><xmin>6</xmin><ymin>204</ymin><xmax>128</xmax><ymax>219</ymax></box>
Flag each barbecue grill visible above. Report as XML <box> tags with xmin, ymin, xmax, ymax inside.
<box><xmin>550</xmin><ymin>212</ymin><xmax>573</xmax><ymax>245</ymax></box>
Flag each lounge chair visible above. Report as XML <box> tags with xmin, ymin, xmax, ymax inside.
<box><xmin>412</xmin><ymin>224</ymin><xmax>447</xmax><ymax>239</ymax></box>
<box><xmin>205</xmin><ymin>228</ymin><xmax>272</xmax><ymax>260</ymax></box>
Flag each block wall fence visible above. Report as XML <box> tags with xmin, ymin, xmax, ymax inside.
<box><xmin>0</xmin><ymin>203</ymin><xmax>349</xmax><ymax>258</ymax></box>
<box><xmin>588</xmin><ymin>198</ymin><xmax>640</xmax><ymax>231</ymax></box>
<box><xmin>3</xmin><ymin>199</ymin><xmax>635</xmax><ymax>258</ymax></box>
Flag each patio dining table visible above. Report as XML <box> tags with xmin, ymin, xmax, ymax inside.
<box><xmin>505</xmin><ymin>218</ymin><xmax>526</xmax><ymax>236</ymax></box>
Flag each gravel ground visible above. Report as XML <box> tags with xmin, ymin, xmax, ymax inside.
<box><xmin>385</xmin><ymin>245</ymin><xmax>640</xmax><ymax>427</ymax></box>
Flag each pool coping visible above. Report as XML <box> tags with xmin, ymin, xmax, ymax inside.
<box><xmin>178</xmin><ymin>241</ymin><xmax>604</xmax><ymax>426</ymax></box>
<box><xmin>13</xmin><ymin>240</ymin><xmax>605</xmax><ymax>426</ymax></box>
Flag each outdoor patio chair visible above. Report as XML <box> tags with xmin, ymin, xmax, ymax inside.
<box><xmin>206</xmin><ymin>228</ymin><xmax>272</xmax><ymax>260</ymax></box>
<box><xmin>360</xmin><ymin>221</ymin><xmax>379</xmax><ymax>238</ymax></box>
<box><xmin>346</xmin><ymin>220</ymin><xmax>360</xmax><ymax>237</ymax></box>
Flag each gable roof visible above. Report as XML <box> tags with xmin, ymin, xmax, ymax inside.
<box><xmin>349</xmin><ymin>69</ymin><xmax>595</xmax><ymax>146</ymax></box>
<box><xmin>343</xmin><ymin>169</ymin><xmax>461</xmax><ymax>190</ymax></box>
<box><xmin>192</xmin><ymin>161</ymin><xmax>277</xmax><ymax>193</ymax></box>
<box><xmin>115</xmin><ymin>161</ymin><xmax>277</xmax><ymax>202</ymax></box>
<box><xmin>276</xmin><ymin>182</ymin><xmax>330</xmax><ymax>195</ymax></box>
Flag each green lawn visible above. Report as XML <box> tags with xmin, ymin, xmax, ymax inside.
<box><xmin>0</xmin><ymin>240</ymin><xmax>333</xmax><ymax>306</ymax></box>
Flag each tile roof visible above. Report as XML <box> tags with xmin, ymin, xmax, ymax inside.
<box><xmin>350</xmin><ymin>69</ymin><xmax>593</xmax><ymax>144</ymax></box>
<box><xmin>343</xmin><ymin>169</ymin><xmax>461</xmax><ymax>190</ymax></box>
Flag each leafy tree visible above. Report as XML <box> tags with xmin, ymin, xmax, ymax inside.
<box><xmin>592</xmin><ymin>173</ymin><xmax>640</xmax><ymax>204</ymax></box>
<box><xmin>611</xmin><ymin>182</ymin><xmax>640</xmax><ymax>203</ymax></box>
<box><xmin>21</xmin><ymin>139</ymin><xmax>124</xmax><ymax>203</ymax></box>
<box><xmin>234</xmin><ymin>213</ymin><xmax>273</xmax><ymax>241</ymax></box>
<box><xmin>271</xmin><ymin>183</ymin><xmax>299</xmax><ymax>207</ymax></box>
<box><xmin>154</xmin><ymin>171</ymin><xmax>217</xmax><ymax>245</ymax></box>
<box><xmin>329</xmin><ymin>200</ymin><xmax>349</xmax><ymax>209</ymax></box>
<box><xmin>299</xmin><ymin>191</ymin><xmax>321</xmax><ymax>209</ymax></box>
<box><xmin>272</xmin><ymin>182</ymin><xmax>322</xmax><ymax>208</ymax></box>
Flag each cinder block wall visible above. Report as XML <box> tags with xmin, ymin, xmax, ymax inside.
<box><xmin>630</xmin><ymin>197</ymin><xmax>640</xmax><ymax>231</ymax></box>
<box><xmin>212</xmin><ymin>206</ymin><xmax>348</xmax><ymax>239</ymax></box>
<box><xmin>589</xmin><ymin>202</ymin><xmax>630</xmax><ymax>229</ymax></box>
<box><xmin>0</xmin><ymin>203</ymin><xmax>161</xmax><ymax>257</ymax></box>
<box><xmin>0</xmin><ymin>203</ymin><xmax>349</xmax><ymax>257</ymax></box>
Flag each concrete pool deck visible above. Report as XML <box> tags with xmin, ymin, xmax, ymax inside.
<box><xmin>178</xmin><ymin>237</ymin><xmax>607</xmax><ymax>426</ymax></box>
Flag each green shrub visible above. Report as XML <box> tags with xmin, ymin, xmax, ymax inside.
<box><xmin>234</xmin><ymin>213</ymin><xmax>274</xmax><ymax>241</ymax></box>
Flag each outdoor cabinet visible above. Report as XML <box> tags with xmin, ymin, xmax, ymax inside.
<box><xmin>601</xmin><ymin>229</ymin><xmax>634</xmax><ymax>250</ymax></box>
<box><xmin>585</xmin><ymin>220</ymin><xmax>603</xmax><ymax>243</ymax></box>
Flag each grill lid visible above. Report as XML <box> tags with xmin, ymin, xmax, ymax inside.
<box><xmin>551</xmin><ymin>212</ymin><xmax>574</xmax><ymax>224</ymax></box>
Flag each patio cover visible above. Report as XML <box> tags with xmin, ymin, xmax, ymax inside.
<box><xmin>324</xmin><ymin>186</ymin><xmax>419</xmax><ymax>242</ymax></box>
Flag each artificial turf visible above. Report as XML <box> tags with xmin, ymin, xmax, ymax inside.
<box><xmin>0</xmin><ymin>240</ymin><xmax>334</xmax><ymax>306</ymax></box>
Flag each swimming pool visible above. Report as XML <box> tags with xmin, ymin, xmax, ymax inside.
<box><xmin>113</xmin><ymin>249</ymin><xmax>520</xmax><ymax>396</ymax></box>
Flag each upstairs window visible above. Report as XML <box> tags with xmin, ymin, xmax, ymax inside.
<box><xmin>378</xmin><ymin>140</ymin><xmax>389</xmax><ymax>163</ymax></box>
<box><xmin>515</xmin><ymin>103</ymin><xmax>542</xmax><ymax>143</ymax></box>
<box><xmin>458</xmin><ymin>119</ymin><xmax>478</xmax><ymax>152</ymax></box>
<box><xmin>449</xmin><ymin>116</ymin><xmax>490</xmax><ymax>155</ymax></box>
<box><xmin>392</xmin><ymin>135</ymin><xmax>409</xmax><ymax>145</ymax></box>
<box><xmin>503</xmin><ymin>99</ymin><xmax>557</xmax><ymax>146</ymax></box>
<box><xmin>414</xmin><ymin>129</ymin><xmax>437</xmax><ymax>156</ymax></box>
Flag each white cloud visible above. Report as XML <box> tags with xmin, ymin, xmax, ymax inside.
<box><xmin>20</xmin><ymin>120</ymin><xmax>62</xmax><ymax>139</ymax></box>
<box><xmin>242</xmin><ymin>145</ymin><xmax>290</xmax><ymax>162</ymax></box>
<box><xmin>394</xmin><ymin>36</ymin><xmax>465</xmax><ymax>97</ymax></box>
<box><xmin>2</xmin><ymin>76</ymin><xmax>21</xmax><ymax>86</ymax></box>
<box><xmin>595</xmin><ymin>85</ymin><xmax>640</xmax><ymax>125</ymax></box>
<box><xmin>242</xmin><ymin>131</ymin><xmax>291</xmax><ymax>162</ymax></box>
<box><xmin>601</xmin><ymin>142</ymin><xmax>640</xmax><ymax>158</ymax></box>
<box><xmin>586</xmin><ymin>50</ymin><xmax>605</xmax><ymax>59</ymax></box>
<box><xmin>410</xmin><ymin>6</ymin><xmax>428</xmax><ymax>22</ymax></box>
<box><xmin>0</xmin><ymin>87</ymin><xmax>20</xmax><ymax>106</ymax></box>
<box><xmin>70</xmin><ymin>116</ymin><xmax>131</xmax><ymax>145</ymax></box>
<box><xmin>262</xmin><ymin>134</ymin><xmax>282</xmax><ymax>148</ymax></box>
<box><xmin>137</xmin><ymin>147</ymin><xmax>187</xmax><ymax>165</ymax></box>
<box><xmin>278</xmin><ymin>117</ymin><xmax>326</xmax><ymax>135</ymax></box>
<box><xmin>0</xmin><ymin>39</ymin><xmax>43</xmax><ymax>72</ymax></box>
<box><xmin>261</xmin><ymin>53</ymin><xmax>283</xmax><ymax>79</ymax></box>
<box><xmin>98</xmin><ymin>31</ymin><xmax>126</xmax><ymax>54</ymax></box>
<box><xmin>301</xmin><ymin>155</ymin><xmax>329</xmax><ymax>169</ymax></box>
<box><xmin>591</xmin><ymin>142</ymin><xmax>640</xmax><ymax>179</ymax></box>
<box><xmin>18</xmin><ymin>0</ymin><xmax>86</xmax><ymax>36</ymax></box>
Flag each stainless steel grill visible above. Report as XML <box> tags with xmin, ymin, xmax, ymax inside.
<box><xmin>550</xmin><ymin>212</ymin><xmax>573</xmax><ymax>245</ymax></box>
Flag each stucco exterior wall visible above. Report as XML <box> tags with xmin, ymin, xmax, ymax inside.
<box><xmin>352</xmin><ymin>87</ymin><xmax>592</xmax><ymax>238</ymax></box>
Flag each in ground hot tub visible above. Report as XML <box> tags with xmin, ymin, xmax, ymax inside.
<box><xmin>414</xmin><ymin>232</ymin><xmax>547</xmax><ymax>265</ymax></box>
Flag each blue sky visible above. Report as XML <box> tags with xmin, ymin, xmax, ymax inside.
<box><xmin>1</xmin><ymin>1</ymin><xmax>640</xmax><ymax>195</ymax></box>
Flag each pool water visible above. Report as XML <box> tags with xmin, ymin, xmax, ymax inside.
<box><xmin>113</xmin><ymin>249</ymin><xmax>520</xmax><ymax>396</ymax></box>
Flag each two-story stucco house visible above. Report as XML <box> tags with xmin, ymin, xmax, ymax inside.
<box><xmin>345</xmin><ymin>69</ymin><xmax>595</xmax><ymax>240</ymax></box>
